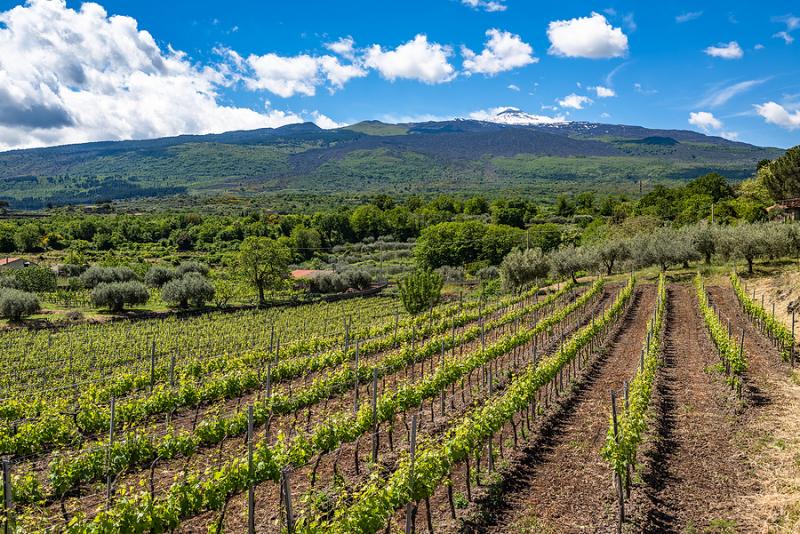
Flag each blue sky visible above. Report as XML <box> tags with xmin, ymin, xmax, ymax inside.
<box><xmin>0</xmin><ymin>0</ymin><xmax>798</xmax><ymax>150</ymax></box>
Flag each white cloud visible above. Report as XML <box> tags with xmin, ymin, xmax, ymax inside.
<box><xmin>704</xmin><ymin>41</ymin><xmax>743</xmax><ymax>59</ymax></box>
<box><xmin>461</xmin><ymin>0</ymin><xmax>507</xmax><ymax>12</ymax></box>
<box><xmin>245</xmin><ymin>51</ymin><xmax>366</xmax><ymax>97</ymax></box>
<box><xmin>676</xmin><ymin>11</ymin><xmax>703</xmax><ymax>23</ymax></box>
<box><xmin>696</xmin><ymin>79</ymin><xmax>766</xmax><ymax>108</ymax></box>
<box><xmin>600</xmin><ymin>112</ymin><xmax>611</xmax><ymax>118</ymax></box>
<box><xmin>462</xmin><ymin>29</ymin><xmax>537</xmax><ymax>76</ymax></box>
<box><xmin>365</xmin><ymin>34</ymin><xmax>456</xmax><ymax>84</ymax></box>
<box><xmin>507</xmin><ymin>84</ymin><xmax>520</xmax><ymax>91</ymax></box>
<box><xmin>558</xmin><ymin>93</ymin><xmax>593</xmax><ymax>109</ymax></box>
<box><xmin>325</xmin><ymin>36</ymin><xmax>356</xmax><ymax>60</ymax></box>
<box><xmin>755</xmin><ymin>43</ymin><xmax>765</xmax><ymax>50</ymax></box>
<box><xmin>688</xmin><ymin>111</ymin><xmax>723</xmax><ymax>131</ymax></box>
<box><xmin>773</xmin><ymin>31</ymin><xmax>795</xmax><ymax>44</ymax></box>
<box><xmin>547</xmin><ymin>12</ymin><xmax>629</xmax><ymax>59</ymax></box>
<box><xmin>310</xmin><ymin>111</ymin><xmax>345</xmax><ymax>129</ymax></box>
<box><xmin>593</xmin><ymin>85</ymin><xmax>616</xmax><ymax>97</ymax></box>
<box><xmin>754</xmin><ymin>101</ymin><xmax>800</xmax><ymax>130</ymax></box>
<box><xmin>0</xmin><ymin>0</ymin><xmax>312</xmax><ymax>150</ymax></box>
<box><xmin>721</xmin><ymin>131</ymin><xmax>739</xmax><ymax>140</ymax></box>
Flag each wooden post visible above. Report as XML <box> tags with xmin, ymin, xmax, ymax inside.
<box><xmin>149</xmin><ymin>340</ymin><xmax>156</xmax><ymax>392</ymax></box>
<box><xmin>281</xmin><ymin>468</ymin><xmax>295</xmax><ymax>534</ymax></box>
<box><xmin>611</xmin><ymin>391</ymin><xmax>624</xmax><ymax>533</ymax></box>
<box><xmin>792</xmin><ymin>309</ymin><xmax>796</xmax><ymax>367</ymax></box>
<box><xmin>169</xmin><ymin>353</ymin><xmax>176</xmax><ymax>388</ymax></box>
<box><xmin>405</xmin><ymin>414</ymin><xmax>418</xmax><ymax>534</ymax></box>
<box><xmin>372</xmin><ymin>369</ymin><xmax>379</xmax><ymax>463</ymax></box>
<box><xmin>247</xmin><ymin>405</ymin><xmax>255</xmax><ymax>534</ymax></box>
<box><xmin>354</xmin><ymin>341</ymin><xmax>360</xmax><ymax>414</ymax></box>
<box><xmin>106</xmin><ymin>396</ymin><xmax>116</xmax><ymax>507</ymax></box>
<box><xmin>2</xmin><ymin>459</ymin><xmax>12</xmax><ymax>534</ymax></box>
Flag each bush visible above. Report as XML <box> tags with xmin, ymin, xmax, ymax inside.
<box><xmin>342</xmin><ymin>270</ymin><xmax>372</xmax><ymax>290</ymax></box>
<box><xmin>144</xmin><ymin>266</ymin><xmax>176</xmax><ymax>288</ymax></box>
<box><xmin>0</xmin><ymin>276</ymin><xmax>20</xmax><ymax>290</ymax></box>
<box><xmin>499</xmin><ymin>248</ymin><xmax>549</xmax><ymax>291</ymax></box>
<box><xmin>80</xmin><ymin>266</ymin><xmax>137</xmax><ymax>288</ymax></box>
<box><xmin>0</xmin><ymin>288</ymin><xmax>40</xmax><ymax>321</ymax></box>
<box><xmin>13</xmin><ymin>266</ymin><xmax>57</xmax><ymax>293</ymax></box>
<box><xmin>175</xmin><ymin>261</ymin><xmax>209</xmax><ymax>277</ymax></box>
<box><xmin>161</xmin><ymin>273</ymin><xmax>215</xmax><ymax>309</ymax></box>
<box><xmin>91</xmin><ymin>281</ymin><xmax>149</xmax><ymax>312</ymax></box>
<box><xmin>398</xmin><ymin>269</ymin><xmax>443</xmax><ymax>315</ymax></box>
<box><xmin>56</xmin><ymin>264</ymin><xmax>88</xmax><ymax>278</ymax></box>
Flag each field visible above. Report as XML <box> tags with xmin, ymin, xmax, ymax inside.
<box><xmin>1</xmin><ymin>268</ymin><xmax>799</xmax><ymax>533</ymax></box>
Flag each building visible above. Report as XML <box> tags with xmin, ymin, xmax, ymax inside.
<box><xmin>0</xmin><ymin>257</ymin><xmax>35</xmax><ymax>270</ymax></box>
<box><xmin>768</xmin><ymin>198</ymin><xmax>800</xmax><ymax>222</ymax></box>
<box><xmin>290</xmin><ymin>269</ymin><xmax>334</xmax><ymax>280</ymax></box>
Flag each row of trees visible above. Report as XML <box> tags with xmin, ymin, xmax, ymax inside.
<box><xmin>500</xmin><ymin>221</ymin><xmax>800</xmax><ymax>290</ymax></box>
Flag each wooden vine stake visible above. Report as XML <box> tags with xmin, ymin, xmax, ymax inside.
<box><xmin>371</xmin><ymin>368</ymin><xmax>379</xmax><ymax>463</ymax></box>
<box><xmin>247</xmin><ymin>405</ymin><xmax>255</xmax><ymax>534</ymax></box>
<box><xmin>106</xmin><ymin>396</ymin><xmax>116</xmax><ymax>508</ymax></box>
<box><xmin>281</xmin><ymin>468</ymin><xmax>295</xmax><ymax>534</ymax></box>
<box><xmin>792</xmin><ymin>309</ymin><xmax>796</xmax><ymax>367</ymax></box>
<box><xmin>610</xmin><ymin>390</ymin><xmax>624</xmax><ymax>533</ymax></box>
<box><xmin>404</xmin><ymin>414</ymin><xmax>418</xmax><ymax>534</ymax></box>
<box><xmin>3</xmin><ymin>459</ymin><xmax>13</xmax><ymax>534</ymax></box>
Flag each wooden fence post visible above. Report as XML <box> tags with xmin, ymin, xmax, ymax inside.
<box><xmin>611</xmin><ymin>391</ymin><xmax>624</xmax><ymax>533</ymax></box>
<box><xmin>106</xmin><ymin>396</ymin><xmax>116</xmax><ymax>507</ymax></box>
<box><xmin>372</xmin><ymin>369</ymin><xmax>379</xmax><ymax>463</ymax></box>
<box><xmin>247</xmin><ymin>405</ymin><xmax>255</xmax><ymax>534</ymax></box>
<box><xmin>3</xmin><ymin>459</ymin><xmax>12</xmax><ymax>534</ymax></box>
<box><xmin>405</xmin><ymin>414</ymin><xmax>418</xmax><ymax>534</ymax></box>
<box><xmin>281</xmin><ymin>468</ymin><xmax>294</xmax><ymax>534</ymax></box>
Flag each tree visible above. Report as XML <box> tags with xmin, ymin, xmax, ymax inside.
<box><xmin>12</xmin><ymin>266</ymin><xmax>57</xmax><ymax>293</ymax></box>
<box><xmin>145</xmin><ymin>266</ymin><xmax>176</xmax><ymax>288</ymax></box>
<box><xmin>762</xmin><ymin>146</ymin><xmax>800</xmax><ymax>200</ymax></box>
<box><xmin>237</xmin><ymin>237</ymin><xmax>291</xmax><ymax>306</ymax></box>
<box><xmin>398</xmin><ymin>270</ymin><xmax>443</xmax><ymax>316</ymax></box>
<box><xmin>593</xmin><ymin>238</ymin><xmax>630</xmax><ymax>275</ymax></box>
<box><xmin>690</xmin><ymin>224</ymin><xmax>717</xmax><ymax>265</ymax></box>
<box><xmin>290</xmin><ymin>225</ymin><xmax>322</xmax><ymax>261</ymax></box>
<box><xmin>0</xmin><ymin>288</ymin><xmax>40</xmax><ymax>321</ymax></box>
<box><xmin>548</xmin><ymin>245</ymin><xmax>589</xmax><ymax>283</ymax></box>
<box><xmin>14</xmin><ymin>225</ymin><xmax>42</xmax><ymax>252</ymax></box>
<box><xmin>556</xmin><ymin>195</ymin><xmax>576</xmax><ymax>217</ymax></box>
<box><xmin>464</xmin><ymin>196</ymin><xmax>489</xmax><ymax>215</ymax></box>
<box><xmin>631</xmin><ymin>227</ymin><xmax>696</xmax><ymax>271</ymax></box>
<box><xmin>175</xmin><ymin>261</ymin><xmax>209</xmax><ymax>277</ymax></box>
<box><xmin>349</xmin><ymin>205</ymin><xmax>386</xmax><ymax>239</ymax></box>
<box><xmin>720</xmin><ymin>224</ymin><xmax>770</xmax><ymax>274</ymax></box>
<box><xmin>80</xmin><ymin>266</ymin><xmax>137</xmax><ymax>288</ymax></box>
<box><xmin>91</xmin><ymin>281</ymin><xmax>149</xmax><ymax>312</ymax></box>
<box><xmin>499</xmin><ymin>247</ymin><xmax>549</xmax><ymax>291</ymax></box>
<box><xmin>161</xmin><ymin>273</ymin><xmax>215</xmax><ymax>309</ymax></box>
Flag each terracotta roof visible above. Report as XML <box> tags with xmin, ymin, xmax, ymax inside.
<box><xmin>291</xmin><ymin>269</ymin><xmax>334</xmax><ymax>280</ymax></box>
<box><xmin>0</xmin><ymin>257</ymin><xmax>21</xmax><ymax>266</ymax></box>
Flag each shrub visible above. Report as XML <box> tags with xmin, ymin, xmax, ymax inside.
<box><xmin>161</xmin><ymin>273</ymin><xmax>215</xmax><ymax>309</ymax></box>
<box><xmin>0</xmin><ymin>288</ymin><xmax>40</xmax><ymax>321</ymax></box>
<box><xmin>175</xmin><ymin>261</ymin><xmax>209</xmax><ymax>277</ymax></box>
<box><xmin>80</xmin><ymin>266</ymin><xmax>137</xmax><ymax>288</ymax></box>
<box><xmin>13</xmin><ymin>266</ymin><xmax>57</xmax><ymax>293</ymax></box>
<box><xmin>398</xmin><ymin>269</ymin><xmax>443</xmax><ymax>315</ymax></box>
<box><xmin>144</xmin><ymin>266</ymin><xmax>176</xmax><ymax>288</ymax></box>
<box><xmin>56</xmin><ymin>264</ymin><xmax>88</xmax><ymax>278</ymax></box>
<box><xmin>342</xmin><ymin>270</ymin><xmax>372</xmax><ymax>290</ymax></box>
<box><xmin>91</xmin><ymin>281</ymin><xmax>149</xmax><ymax>312</ymax></box>
<box><xmin>0</xmin><ymin>276</ymin><xmax>20</xmax><ymax>290</ymax></box>
<box><xmin>499</xmin><ymin>248</ymin><xmax>549</xmax><ymax>291</ymax></box>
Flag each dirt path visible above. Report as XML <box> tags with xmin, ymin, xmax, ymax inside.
<box><xmin>463</xmin><ymin>284</ymin><xmax>656</xmax><ymax>533</ymax></box>
<box><xmin>631</xmin><ymin>283</ymin><xmax>760</xmax><ymax>532</ymax></box>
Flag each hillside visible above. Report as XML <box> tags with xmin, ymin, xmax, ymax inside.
<box><xmin>0</xmin><ymin>114</ymin><xmax>784</xmax><ymax>208</ymax></box>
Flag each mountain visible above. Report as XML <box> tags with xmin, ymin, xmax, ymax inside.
<box><xmin>0</xmin><ymin>110</ymin><xmax>784</xmax><ymax>208</ymax></box>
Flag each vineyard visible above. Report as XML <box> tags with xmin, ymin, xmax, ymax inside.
<box><xmin>1</xmin><ymin>270</ymin><xmax>799</xmax><ymax>533</ymax></box>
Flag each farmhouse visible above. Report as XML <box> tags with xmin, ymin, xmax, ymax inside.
<box><xmin>0</xmin><ymin>257</ymin><xmax>35</xmax><ymax>270</ymax></box>
<box><xmin>768</xmin><ymin>198</ymin><xmax>800</xmax><ymax>221</ymax></box>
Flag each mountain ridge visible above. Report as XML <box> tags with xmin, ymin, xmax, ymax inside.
<box><xmin>0</xmin><ymin>112</ymin><xmax>784</xmax><ymax>208</ymax></box>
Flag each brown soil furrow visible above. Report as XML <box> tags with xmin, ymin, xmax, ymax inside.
<box><xmin>631</xmin><ymin>283</ymin><xmax>759</xmax><ymax>532</ymax></box>
<box><xmin>458</xmin><ymin>284</ymin><xmax>655</xmax><ymax>533</ymax></box>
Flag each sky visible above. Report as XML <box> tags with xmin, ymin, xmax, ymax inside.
<box><xmin>0</xmin><ymin>0</ymin><xmax>798</xmax><ymax>151</ymax></box>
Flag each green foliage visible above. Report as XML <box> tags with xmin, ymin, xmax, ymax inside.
<box><xmin>414</xmin><ymin>220</ymin><xmax>525</xmax><ymax>268</ymax></box>
<box><xmin>499</xmin><ymin>247</ymin><xmax>549</xmax><ymax>291</ymax></box>
<box><xmin>762</xmin><ymin>146</ymin><xmax>800</xmax><ymax>200</ymax></box>
<box><xmin>237</xmin><ymin>237</ymin><xmax>291</xmax><ymax>305</ymax></box>
<box><xmin>398</xmin><ymin>270</ymin><xmax>443</xmax><ymax>316</ymax></box>
<box><xmin>730</xmin><ymin>271</ymin><xmax>793</xmax><ymax>361</ymax></box>
<box><xmin>90</xmin><ymin>281</ymin><xmax>150</xmax><ymax>312</ymax></box>
<box><xmin>144</xmin><ymin>265</ymin><xmax>176</xmax><ymax>288</ymax></box>
<box><xmin>161</xmin><ymin>273</ymin><xmax>215</xmax><ymax>309</ymax></box>
<box><xmin>0</xmin><ymin>288</ymin><xmax>40</xmax><ymax>321</ymax></box>
<box><xmin>79</xmin><ymin>266</ymin><xmax>137</xmax><ymax>288</ymax></box>
<box><xmin>11</xmin><ymin>266</ymin><xmax>57</xmax><ymax>293</ymax></box>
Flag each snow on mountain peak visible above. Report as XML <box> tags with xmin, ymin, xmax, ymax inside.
<box><xmin>468</xmin><ymin>106</ymin><xmax>569</xmax><ymax>126</ymax></box>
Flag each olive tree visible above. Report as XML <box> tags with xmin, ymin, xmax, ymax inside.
<box><xmin>593</xmin><ymin>238</ymin><xmax>630</xmax><ymax>275</ymax></box>
<box><xmin>144</xmin><ymin>266</ymin><xmax>176</xmax><ymax>288</ymax></box>
<box><xmin>91</xmin><ymin>281</ymin><xmax>150</xmax><ymax>312</ymax></box>
<box><xmin>548</xmin><ymin>245</ymin><xmax>590</xmax><ymax>283</ymax></box>
<box><xmin>719</xmin><ymin>223</ymin><xmax>770</xmax><ymax>274</ymax></box>
<box><xmin>80</xmin><ymin>266</ymin><xmax>137</xmax><ymax>288</ymax></box>
<box><xmin>161</xmin><ymin>273</ymin><xmax>215</xmax><ymax>309</ymax></box>
<box><xmin>499</xmin><ymin>247</ymin><xmax>549</xmax><ymax>291</ymax></box>
<box><xmin>0</xmin><ymin>288</ymin><xmax>40</xmax><ymax>321</ymax></box>
<box><xmin>690</xmin><ymin>224</ymin><xmax>718</xmax><ymax>265</ymax></box>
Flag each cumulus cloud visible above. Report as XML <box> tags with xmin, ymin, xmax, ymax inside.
<box><xmin>704</xmin><ymin>41</ymin><xmax>744</xmax><ymax>59</ymax></box>
<box><xmin>310</xmin><ymin>111</ymin><xmax>345</xmax><ymax>129</ymax></box>
<box><xmin>461</xmin><ymin>0</ymin><xmax>507</xmax><ymax>12</ymax></box>
<box><xmin>325</xmin><ymin>36</ymin><xmax>356</xmax><ymax>60</ymax></box>
<box><xmin>364</xmin><ymin>34</ymin><xmax>456</xmax><ymax>84</ymax></box>
<box><xmin>558</xmin><ymin>93</ymin><xmax>593</xmax><ymax>109</ymax></box>
<box><xmin>688</xmin><ymin>111</ymin><xmax>723</xmax><ymax>131</ymax></box>
<box><xmin>592</xmin><ymin>85</ymin><xmax>616</xmax><ymax>97</ymax></box>
<box><xmin>547</xmin><ymin>12</ymin><xmax>629</xmax><ymax>59</ymax></box>
<box><xmin>245</xmin><ymin>52</ymin><xmax>366</xmax><ymax>97</ymax></box>
<box><xmin>461</xmin><ymin>29</ymin><xmax>537</xmax><ymax>76</ymax></box>
<box><xmin>773</xmin><ymin>31</ymin><xmax>795</xmax><ymax>44</ymax></box>
<box><xmin>676</xmin><ymin>11</ymin><xmax>703</xmax><ymax>23</ymax></box>
<box><xmin>755</xmin><ymin>101</ymin><xmax>800</xmax><ymax>130</ymax></box>
<box><xmin>0</xmin><ymin>0</ymin><xmax>320</xmax><ymax>150</ymax></box>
